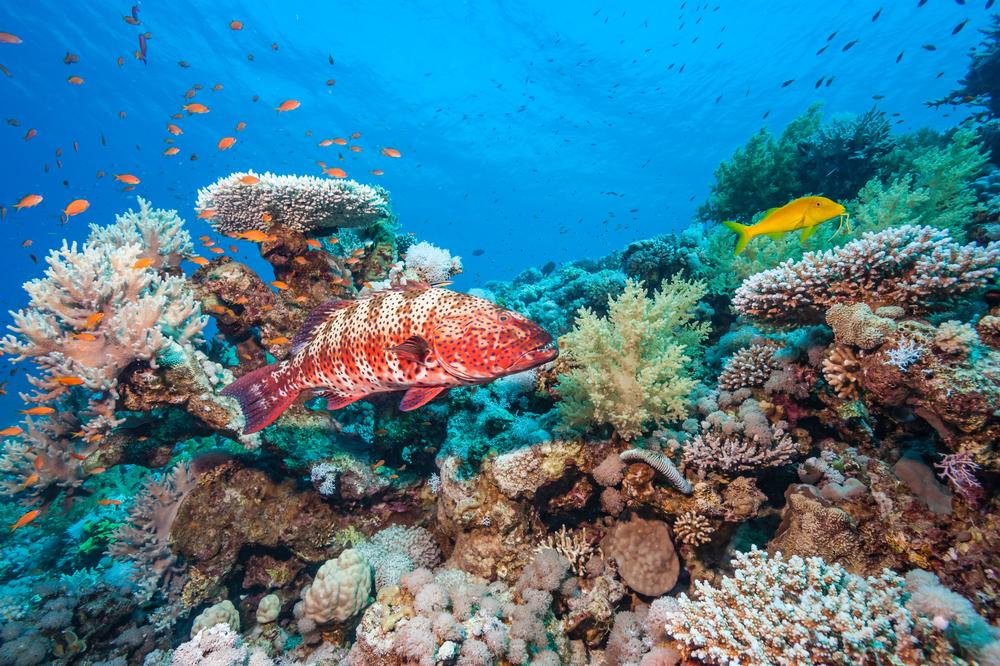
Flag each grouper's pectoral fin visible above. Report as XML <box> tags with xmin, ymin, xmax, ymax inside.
<box><xmin>399</xmin><ymin>386</ymin><xmax>447</xmax><ymax>411</ymax></box>
<box><xmin>800</xmin><ymin>224</ymin><xmax>819</xmax><ymax>244</ymax></box>
<box><xmin>326</xmin><ymin>392</ymin><xmax>365</xmax><ymax>410</ymax></box>
<box><xmin>389</xmin><ymin>335</ymin><xmax>431</xmax><ymax>364</ymax></box>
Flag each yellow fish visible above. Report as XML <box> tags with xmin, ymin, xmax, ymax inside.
<box><xmin>722</xmin><ymin>196</ymin><xmax>848</xmax><ymax>256</ymax></box>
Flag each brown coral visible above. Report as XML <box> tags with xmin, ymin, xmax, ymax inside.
<box><xmin>822</xmin><ymin>344</ymin><xmax>863</xmax><ymax>400</ymax></box>
<box><xmin>717</xmin><ymin>343</ymin><xmax>780</xmax><ymax>391</ymax></box>
<box><xmin>603</xmin><ymin>516</ymin><xmax>679</xmax><ymax>596</ymax></box>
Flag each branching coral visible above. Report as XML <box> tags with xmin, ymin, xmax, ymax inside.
<box><xmin>673</xmin><ymin>511</ymin><xmax>715</xmax><ymax>547</ymax></box>
<box><xmin>195</xmin><ymin>171</ymin><xmax>392</xmax><ymax>235</ymax></box>
<box><xmin>0</xmin><ymin>413</ymin><xmax>87</xmax><ymax>503</ymax></box>
<box><xmin>557</xmin><ymin>276</ymin><xmax>709</xmax><ymax>440</ymax></box>
<box><xmin>0</xmin><ymin>200</ymin><xmax>214</xmax><ymax>437</ymax></box>
<box><xmin>534</xmin><ymin>527</ymin><xmax>597</xmax><ymax>577</ymax></box>
<box><xmin>107</xmin><ymin>463</ymin><xmax>196</xmax><ymax>613</ymax></box>
<box><xmin>821</xmin><ymin>344</ymin><xmax>863</xmax><ymax>400</ymax></box>
<box><xmin>733</xmin><ymin>225</ymin><xmax>1000</xmax><ymax>325</ymax></box>
<box><xmin>717</xmin><ymin>343</ymin><xmax>780</xmax><ymax>391</ymax></box>
<box><xmin>683</xmin><ymin>424</ymin><xmax>796</xmax><ymax>476</ymax></box>
<box><xmin>661</xmin><ymin>548</ymin><xmax>920</xmax><ymax>665</ymax></box>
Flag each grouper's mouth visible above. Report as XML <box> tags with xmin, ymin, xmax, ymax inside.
<box><xmin>507</xmin><ymin>338</ymin><xmax>559</xmax><ymax>372</ymax></box>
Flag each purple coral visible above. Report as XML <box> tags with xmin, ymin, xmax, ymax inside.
<box><xmin>934</xmin><ymin>452</ymin><xmax>983</xmax><ymax>505</ymax></box>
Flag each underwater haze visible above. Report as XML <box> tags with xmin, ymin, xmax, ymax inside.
<box><xmin>0</xmin><ymin>0</ymin><xmax>999</xmax><ymax>665</ymax></box>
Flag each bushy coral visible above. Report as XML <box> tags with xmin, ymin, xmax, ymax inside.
<box><xmin>195</xmin><ymin>171</ymin><xmax>392</xmax><ymax>235</ymax></box>
<box><xmin>557</xmin><ymin>276</ymin><xmax>709</xmax><ymax>440</ymax></box>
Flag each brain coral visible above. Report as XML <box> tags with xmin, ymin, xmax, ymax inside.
<box><xmin>195</xmin><ymin>171</ymin><xmax>392</xmax><ymax>235</ymax></box>
<box><xmin>733</xmin><ymin>225</ymin><xmax>1000</xmax><ymax>324</ymax></box>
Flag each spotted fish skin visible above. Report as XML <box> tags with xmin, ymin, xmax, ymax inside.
<box><xmin>222</xmin><ymin>284</ymin><xmax>557</xmax><ymax>433</ymax></box>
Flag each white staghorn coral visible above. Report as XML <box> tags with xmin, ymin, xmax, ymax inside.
<box><xmin>195</xmin><ymin>170</ymin><xmax>392</xmax><ymax>235</ymax></box>
<box><xmin>0</xmin><ymin>201</ymin><xmax>208</xmax><ymax>437</ymax></box>
<box><xmin>661</xmin><ymin>548</ymin><xmax>919</xmax><ymax>665</ymax></box>
<box><xmin>733</xmin><ymin>225</ymin><xmax>1000</xmax><ymax>324</ymax></box>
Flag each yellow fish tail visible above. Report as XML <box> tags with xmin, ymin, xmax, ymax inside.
<box><xmin>722</xmin><ymin>220</ymin><xmax>753</xmax><ymax>256</ymax></box>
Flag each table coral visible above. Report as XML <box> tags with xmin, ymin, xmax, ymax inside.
<box><xmin>733</xmin><ymin>225</ymin><xmax>1000</xmax><ymax>325</ymax></box>
<box><xmin>195</xmin><ymin>171</ymin><xmax>391</xmax><ymax>235</ymax></box>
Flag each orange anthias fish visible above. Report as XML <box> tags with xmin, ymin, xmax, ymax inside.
<box><xmin>270</xmin><ymin>280</ymin><xmax>289</xmax><ymax>290</ymax></box>
<box><xmin>381</xmin><ymin>147</ymin><xmax>402</xmax><ymax>158</ymax></box>
<box><xmin>324</xmin><ymin>167</ymin><xmax>347</xmax><ymax>178</ymax></box>
<box><xmin>53</xmin><ymin>376</ymin><xmax>84</xmax><ymax>386</ymax></box>
<box><xmin>0</xmin><ymin>426</ymin><xmax>23</xmax><ymax>436</ymax></box>
<box><xmin>230</xmin><ymin>20</ymin><xmax>243</xmax><ymax>30</ymax></box>
<box><xmin>237</xmin><ymin>230</ymin><xmax>273</xmax><ymax>242</ymax></box>
<box><xmin>164</xmin><ymin>146</ymin><xmax>180</xmax><ymax>156</ymax></box>
<box><xmin>198</xmin><ymin>209</ymin><xmax>217</xmax><ymax>219</ymax></box>
<box><xmin>187</xmin><ymin>256</ymin><xmax>210</xmax><ymax>266</ymax></box>
<box><xmin>166</xmin><ymin>123</ymin><xmax>183</xmax><ymax>135</ymax></box>
<box><xmin>183</xmin><ymin>103</ymin><xmax>209</xmax><ymax>114</ymax></box>
<box><xmin>217</xmin><ymin>136</ymin><xmax>236</xmax><ymax>150</ymax></box>
<box><xmin>9</xmin><ymin>509</ymin><xmax>40</xmax><ymax>532</ymax></box>
<box><xmin>14</xmin><ymin>194</ymin><xmax>42</xmax><ymax>210</ymax></box>
<box><xmin>84</xmin><ymin>312</ymin><xmax>103</xmax><ymax>328</ymax></box>
<box><xmin>275</xmin><ymin>99</ymin><xmax>300</xmax><ymax>112</ymax></box>
<box><xmin>115</xmin><ymin>174</ymin><xmax>141</xmax><ymax>185</ymax></box>
<box><xmin>20</xmin><ymin>406</ymin><xmax>55</xmax><ymax>415</ymax></box>
<box><xmin>63</xmin><ymin>199</ymin><xmax>89</xmax><ymax>217</ymax></box>
<box><xmin>97</xmin><ymin>499</ymin><xmax>122</xmax><ymax>506</ymax></box>
<box><xmin>0</xmin><ymin>32</ymin><xmax>23</xmax><ymax>44</ymax></box>
<box><xmin>67</xmin><ymin>75</ymin><xmax>84</xmax><ymax>85</ymax></box>
<box><xmin>222</xmin><ymin>284</ymin><xmax>557</xmax><ymax>433</ymax></box>
<box><xmin>132</xmin><ymin>257</ymin><xmax>153</xmax><ymax>269</ymax></box>
<box><xmin>240</xmin><ymin>175</ymin><xmax>260</xmax><ymax>184</ymax></box>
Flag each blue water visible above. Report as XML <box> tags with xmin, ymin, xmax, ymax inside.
<box><xmin>0</xmin><ymin>0</ymin><xmax>989</xmax><ymax>411</ymax></box>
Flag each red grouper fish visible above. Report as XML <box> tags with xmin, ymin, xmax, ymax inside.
<box><xmin>222</xmin><ymin>284</ymin><xmax>558</xmax><ymax>434</ymax></box>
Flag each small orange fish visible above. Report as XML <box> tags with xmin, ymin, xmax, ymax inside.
<box><xmin>209</xmin><ymin>247</ymin><xmax>225</xmax><ymax>254</ymax></box>
<box><xmin>305</xmin><ymin>239</ymin><xmax>322</xmax><ymax>249</ymax></box>
<box><xmin>318</xmin><ymin>139</ymin><xmax>334</xmax><ymax>147</ymax></box>
<box><xmin>33</xmin><ymin>456</ymin><xmax>44</xmax><ymax>470</ymax></box>
<box><xmin>371</xmin><ymin>169</ymin><xmax>384</xmax><ymax>176</ymax></box>
<box><xmin>270</xmin><ymin>280</ymin><xmax>289</xmax><ymax>290</ymax></box>
<box><xmin>198</xmin><ymin>235</ymin><xmax>212</xmax><ymax>241</ymax></box>
<box><xmin>237</xmin><ymin>230</ymin><xmax>273</xmax><ymax>242</ymax></box>
<box><xmin>349</xmin><ymin>145</ymin><xmax>362</xmax><ymax>153</ymax></box>
<box><xmin>84</xmin><ymin>312</ymin><xmax>103</xmax><ymax>328</ymax></box>
<box><xmin>163</xmin><ymin>146</ymin><xmax>180</xmax><ymax>156</ymax></box>
<box><xmin>374</xmin><ymin>429</ymin><xmax>388</xmax><ymax>436</ymax></box>
<box><xmin>350</xmin><ymin>132</ymin><xmax>361</xmax><ymax>139</ymax></box>
<box><xmin>261</xmin><ymin>304</ymin><xmax>274</xmax><ymax>312</ymax></box>
<box><xmin>97</xmin><ymin>499</ymin><xmax>122</xmax><ymax>506</ymax></box>
<box><xmin>202</xmin><ymin>240</ymin><xmax>216</xmax><ymax>247</ymax></box>
<box><xmin>63</xmin><ymin>199</ymin><xmax>89</xmax><ymax>217</ymax></box>
<box><xmin>293</xmin><ymin>256</ymin><xmax>307</xmax><ymax>265</ymax></box>
<box><xmin>198</xmin><ymin>209</ymin><xmax>217</xmax><ymax>219</ymax></box>
<box><xmin>261</xmin><ymin>212</ymin><xmax>273</xmax><ymax>223</ymax></box>
<box><xmin>70</xmin><ymin>452</ymin><xmax>88</xmax><ymax>460</ymax></box>
<box><xmin>235</xmin><ymin>121</ymin><xmax>246</xmax><ymax>131</ymax></box>
<box><xmin>0</xmin><ymin>32</ymin><xmax>23</xmax><ymax>44</ymax></box>
<box><xmin>326</xmin><ymin>79</ymin><xmax>335</xmax><ymax>86</ymax></box>
<box><xmin>67</xmin><ymin>75</ymin><xmax>84</xmax><ymax>85</ymax></box>
<box><xmin>184</xmin><ymin>89</ymin><xmax>197</xmax><ymax>99</ymax></box>
<box><xmin>166</xmin><ymin>123</ymin><xmax>182</xmax><ymax>135</ymax></box>
<box><xmin>72</xmin><ymin>333</ymin><xmax>97</xmax><ymax>341</ymax></box>
<box><xmin>117</xmin><ymin>56</ymin><xmax>124</xmax><ymax>66</ymax></box>
<box><xmin>14</xmin><ymin>194</ymin><xmax>42</xmax><ymax>210</ymax></box>
<box><xmin>218</xmin><ymin>136</ymin><xmax>236</xmax><ymax>150</ymax></box>
<box><xmin>228</xmin><ymin>245</ymin><xmax>238</xmax><ymax>252</ymax></box>
<box><xmin>183</xmin><ymin>103</ymin><xmax>209</xmax><ymax>114</ymax></box>
<box><xmin>212</xmin><ymin>83</ymin><xmax>223</xmax><ymax>91</ymax></box>
<box><xmin>20</xmin><ymin>473</ymin><xmax>39</xmax><ymax>489</ymax></box>
<box><xmin>9</xmin><ymin>509</ymin><xmax>40</xmax><ymax>532</ymax></box>
<box><xmin>230</xmin><ymin>20</ymin><xmax>243</xmax><ymax>30</ymax></box>
<box><xmin>89</xmin><ymin>467</ymin><xmax>106</xmax><ymax>475</ymax></box>
<box><xmin>21</xmin><ymin>239</ymin><xmax>32</xmax><ymax>248</ymax></box>
<box><xmin>114</xmin><ymin>174</ymin><xmax>141</xmax><ymax>185</ymax></box>
<box><xmin>20</xmin><ymin>406</ymin><xmax>55</xmax><ymax>416</ymax></box>
<box><xmin>372</xmin><ymin>459</ymin><xmax>385</xmax><ymax>470</ymax></box>
<box><xmin>187</xmin><ymin>256</ymin><xmax>210</xmax><ymax>266</ymax></box>
<box><xmin>381</xmin><ymin>147</ymin><xmax>402</xmax><ymax>158</ymax></box>
<box><xmin>132</xmin><ymin>257</ymin><xmax>153</xmax><ymax>269</ymax></box>
<box><xmin>24</xmin><ymin>128</ymin><xmax>37</xmax><ymax>141</ymax></box>
<box><xmin>240</xmin><ymin>175</ymin><xmax>260</xmax><ymax>184</ymax></box>
<box><xmin>332</xmin><ymin>138</ymin><xmax>347</xmax><ymax>146</ymax></box>
<box><xmin>275</xmin><ymin>99</ymin><xmax>300</xmax><ymax>112</ymax></box>
<box><xmin>0</xmin><ymin>426</ymin><xmax>23</xmax><ymax>437</ymax></box>
<box><xmin>266</xmin><ymin>336</ymin><xmax>291</xmax><ymax>345</ymax></box>
<box><xmin>346</xmin><ymin>257</ymin><xmax>360</xmax><ymax>265</ymax></box>
<box><xmin>53</xmin><ymin>376</ymin><xmax>84</xmax><ymax>386</ymax></box>
<box><xmin>324</xmin><ymin>168</ymin><xmax>347</xmax><ymax>178</ymax></box>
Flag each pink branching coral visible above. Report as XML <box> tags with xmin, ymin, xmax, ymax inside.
<box><xmin>934</xmin><ymin>452</ymin><xmax>983</xmax><ymax>505</ymax></box>
<box><xmin>108</xmin><ymin>463</ymin><xmax>197</xmax><ymax>608</ymax></box>
<box><xmin>0</xmin><ymin>199</ymin><xmax>212</xmax><ymax>438</ymax></box>
<box><xmin>733</xmin><ymin>225</ymin><xmax>1000</xmax><ymax>324</ymax></box>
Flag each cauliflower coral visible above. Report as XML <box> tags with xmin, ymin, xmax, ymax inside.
<box><xmin>556</xmin><ymin>276</ymin><xmax>709</xmax><ymax>441</ymax></box>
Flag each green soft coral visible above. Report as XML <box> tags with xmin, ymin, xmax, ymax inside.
<box><xmin>556</xmin><ymin>276</ymin><xmax>709</xmax><ymax>441</ymax></box>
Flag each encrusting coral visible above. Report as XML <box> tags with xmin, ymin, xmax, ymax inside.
<box><xmin>195</xmin><ymin>171</ymin><xmax>392</xmax><ymax>235</ymax></box>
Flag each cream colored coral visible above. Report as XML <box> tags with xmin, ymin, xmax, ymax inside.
<box><xmin>932</xmin><ymin>320</ymin><xmax>978</xmax><ymax>356</ymax></box>
<box><xmin>674</xmin><ymin>511</ymin><xmax>714</xmax><ymax>547</ymax></box>
<box><xmin>717</xmin><ymin>344</ymin><xmax>780</xmax><ymax>391</ymax></box>
<box><xmin>557</xmin><ymin>276</ymin><xmax>709</xmax><ymax>440</ymax></box>
<box><xmin>191</xmin><ymin>599</ymin><xmax>240</xmax><ymax>638</ymax></box>
<box><xmin>301</xmin><ymin>549</ymin><xmax>373</xmax><ymax>624</ymax></box>
<box><xmin>825</xmin><ymin>303</ymin><xmax>895</xmax><ymax>350</ymax></box>
<box><xmin>977</xmin><ymin>314</ymin><xmax>1000</xmax><ymax>349</ymax></box>
<box><xmin>255</xmin><ymin>594</ymin><xmax>281</xmax><ymax>624</ymax></box>
<box><xmin>822</xmin><ymin>345</ymin><xmax>862</xmax><ymax>400</ymax></box>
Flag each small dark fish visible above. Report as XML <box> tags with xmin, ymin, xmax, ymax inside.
<box><xmin>472</xmin><ymin>249</ymin><xmax>485</xmax><ymax>256</ymax></box>
<box><xmin>247</xmin><ymin>53</ymin><xmax>254</xmax><ymax>61</ymax></box>
<box><xmin>271</xmin><ymin>42</ymin><xmax>279</xmax><ymax>50</ymax></box>
<box><xmin>825</xmin><ymin>76</ymin><xmax>834</xmax><ymax>87</ymax></box>
<box><xmin>29</xmin><ymin>254</ymin><xmax>37</xmax><ymax>264</ymax></box>
<box><xmin>872</xmin><ymin>94</ymin><xmax>885</xmax><ymax>100</ymax></box>
<box><xmin>715</xmin><ymin>94</ymin><xmax>722</xmax><ymax>103</ymax></box>
<box><xmin>101</xmin><ymin>133</ymin><xmax>106</xmax><ymax>146</ymax></box>
<box><xmin>918</xmin><ymin>0</ymin><xmax>927</xmax><ymax>6</ymax></box>
<box><xmin>871</xmin><ymin>7</ymin><xmax>881</xmax><ymax>21</ymax></box>
<box><xmin>178</xmin><ymin>60</ymin><xmax>190</xmax><ymax>68</ymax></box>
<box><xmin>815</xmin><ymin>45</ymin><xmax>828</xmax><ymax>56</ymax></box>
<box><xmin>826</xmin><ymin>30</ymin><xmax>837</xmax><ymax>42</ymax></box>
<box><xmin>988</xmin><ymin>0</ymin><xmax>996</xmax><ymax>9</ymax></box>
<box><xmin>131</xmin><ymin>4</ymin><xmax>139</xmax><ymax>20</ymax></box>
<box><xmin>781</xmin><ymin>79</ymin><xmax>794</xmax><ymax>87</ymax></box>
<box><xmin>952</xmin><ymin>19</ymin><xmax>968</xmax><ymax>35</ymax></box>
<box><xmin>63</xmin><ymin>52</ymin><xmax>79</xmax><ymax>64</ymax></box>
<box><xmin>936</xmin><ymin>71</ymin><xmax>944</xmax><ymax>78</ymax></box>
<box><xmin>252</xmin><ymin>94</ymin><xmax>259</xmax><ymax>102</ymax></box>
<box><xmin>896</xmin><ymin>50</ymin><xmax>904</xmax><ymax>63</ymax></box>
<box><xmin>328</xmin><ymin>54</ymin><xmax>334</xmax><ymax>65</ymax></box>
<box><xmin>922</xmin><ymin>44</ymin><xmax>937</xmax><ymax>51</ymax></box>
<box><xmin>138</xmin><ymin>34</ymin><xmax>147</xmax><ymax>63</ymax></box>
<box><xmin>6</xmin><ymin>118</ymin><xmax>18</xmax><ymax>126</ymax></box>
<box><xmin>814</xmin><ymin>77</ymin><xmax>824</xmax><ymax>88</ymax></box>
<box><xmin>762</xmin><ymin>110</ymin><xmax>770</xmax><ymax>119</ymax></box>
<box><xmin>842</xmin><ymin>39</ymin><xmax>858</xmax><ymax>52</ymax></box>
<box><xmin>0</xmin><ymin>63</ymin><xmax>11</xmax><ymax>77</ymax></box>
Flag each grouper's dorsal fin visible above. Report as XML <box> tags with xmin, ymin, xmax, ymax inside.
<box><xmin>291</xmin><ymin>299</ymin><xmax>353</xmax><ymax>355</ymax></box>
<box><xmin>389</xmin><ymin>335</ymin><xmax>431</xmax><ymax>363</ymax></box>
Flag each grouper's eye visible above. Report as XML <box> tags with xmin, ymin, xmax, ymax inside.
<box><xmin>499</xmin><ymin>315</ymin><xmax>508</xmax><ymax>322</ymax></box>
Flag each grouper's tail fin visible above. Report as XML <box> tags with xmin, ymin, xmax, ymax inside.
<box><xmin>722</xmin><ymin>220</ymin><xmax>753</xmax><ymax>256</ymax></box>
<box><xmin>221</xmin><ymin>363</ymin><xmax>300</xmax><ymax>434</ymax></box>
